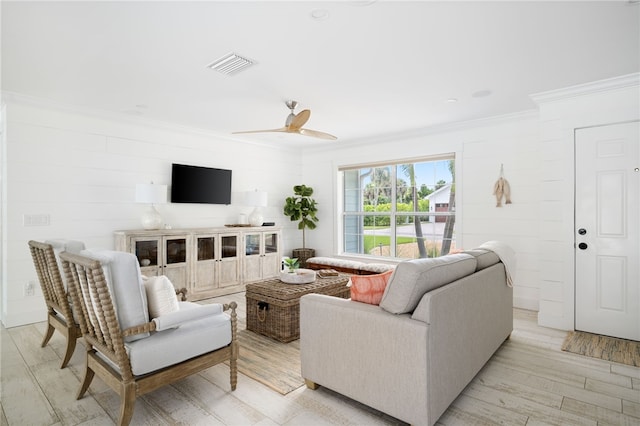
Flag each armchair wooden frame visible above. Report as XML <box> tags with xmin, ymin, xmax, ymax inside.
<box><xmin>28</xmin><ymin>240</ymin><xmax>81</xmax><ymax>368</ymax></box>
<box><xmin>60</xmin><ymin>251</ymin><xmax>238</xmax><ymax>426</ymax></box>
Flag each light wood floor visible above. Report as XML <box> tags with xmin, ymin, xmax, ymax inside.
<box><xmin>1</xmin><ymin>294</ymin><xmax>639</xmax><ymax>426</ymax></box>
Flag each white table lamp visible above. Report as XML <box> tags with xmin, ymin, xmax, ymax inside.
<box><xmin>245</xmin><ymin>190</ymin><xmax>268</xmax><ymax>227</ymax></box>
<box><xmin>136</xmin><ymin>183</ymin><xmax>168</xmax><ymax>230</ymax></box>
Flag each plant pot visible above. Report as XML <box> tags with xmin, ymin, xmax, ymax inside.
<box><xmin>292</xmin><ymin>248</ymin><xmax>315</xmax><ymax>268</ymax></box>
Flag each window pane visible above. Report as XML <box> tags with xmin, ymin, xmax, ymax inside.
<box><xmin>363</xmin><ymin>166</ymin><xmax>393</xmax><ymax>207</ymax></box>
<box><xmin>343</xmin><ymin>214</ymin><xmax>392</xmax><ymax>256</ymax></box>
<box><xmin>343</xmin><ymin>170</ymin><xmax>362</xmax><ymax>212</ymax></box>
<box><xmin>395</xmin><ymin>217</ymin><xmax>458</xmax><ymax>259</ymax></box>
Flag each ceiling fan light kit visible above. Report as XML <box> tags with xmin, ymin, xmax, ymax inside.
<box><xmin>233</xmin><ymin>100</ymin><xmax>337</xmax><ymax>140</ymax></box>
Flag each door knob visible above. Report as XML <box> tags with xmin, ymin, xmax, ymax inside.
<box><xmin>578</xmin><ymin>242</ymin><xmax>588</xmax><ymax>250</ymax></box>
<box><xmin>578</xmin><ymin>228</ymin><xmax>587</xmax><ymax>235</ymax></box>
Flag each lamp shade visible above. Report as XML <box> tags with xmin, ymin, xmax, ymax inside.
<box><xmin>136</xmin><ymin>183</ymin><xmax>168</xmax><ymax>204</ymax></box>
<box><xmin>245</xmin><ymin>190</ymin><xmax>268</xmax><ymax>207</ymax></box>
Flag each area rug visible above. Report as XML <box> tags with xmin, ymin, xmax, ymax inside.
<box><xmin>561</xmin><ymin>331</ymin><xmax>640</xmax><ymax>367</ymax></box>
<box><xmin>229</xmin><ymin>329</ymin><xmax>304</xmax><ymax>395</ymax></box>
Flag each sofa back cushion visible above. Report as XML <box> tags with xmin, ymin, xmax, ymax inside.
<box><xmin>379</xmin><ymin>253</ymin><xmax>477</xmax><ymax>314</ymax></box>
<box><xmin>463</xmin><ymin>249</ymin><xmax>500</xmax><ymax>271</ymax></box>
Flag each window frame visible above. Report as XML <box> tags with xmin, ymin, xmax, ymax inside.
<box><xmin>337</xmin><ymin>154</ymin><xmax>457</xmax><ymax>260</ymax></box>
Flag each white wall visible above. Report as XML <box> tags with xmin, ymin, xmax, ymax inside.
<box><xmin>1</xmin><ymin>97</ymin><xmax>304</xmax><ymax>327</ymax></box>
<box><xmin>532</xmin><ymin>74</ymin><xmax>640</xmax><ymax>330</ymax></box>
<box><xmin>302</xmin><ymin>111</ymin><xmax>542</xmax><ymax>311</ymax></box>
<box><xmin>4</xmin><ymin>74</ymin><xmax>637</xmax><ymax>329</ymax></box>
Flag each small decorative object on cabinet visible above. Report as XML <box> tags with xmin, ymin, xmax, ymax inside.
<box><xmin>135</xmin><ymin>182</ymin><xmax>168</xmax><ymax>230</ymax></box>
<box><xmin>280</xmin><ymin>268</ymin><xmax>316</xmax><ymax>284</ymax></box>
<box><xmin>115</xmin><ymin>226</ymin><xmax>281</xmax><ymax>300</ymax></box>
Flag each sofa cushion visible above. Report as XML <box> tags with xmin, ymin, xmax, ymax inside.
<box><xmin>127</xmin><ymin>311</ymin><xmax>231</xmax><ymax>376</ymax></box>
<box><xmin>350</xmin><ymin>269</ymin><xmax>394</xmax><ymax>305</ymax></box>
<box><xmin>358</xmin><ymin>263</ymin><xmax>396</xmax><ymax>274</ymax></box>
<box><xmin>463</xmin><ymin>249</ymin><xmax>500</xmax><ymax>271</ymax></box>
<box><xmin>81</xmin><ymin>249</ymin><xmax>150</xmax><ymax>342</ymax></box>
<box><xmin>143</xmin><ymin>275</ymin><xmax>179</xmax><ymax>318</ymax></box>
<box><xmin>379</xmin><ymin>254</ymin><xmax>477</xmax><ymax>314</ymax></box>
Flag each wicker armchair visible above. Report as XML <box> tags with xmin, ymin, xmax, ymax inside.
<box><xmin>28</xmin><ymin>240</ymin><xmax>84</xmax><ymax>368</ymax></box>
<box><xmin>60</xmin><ymin>250</ymin><xmax>238</xmax><ymax>426</ymax></box>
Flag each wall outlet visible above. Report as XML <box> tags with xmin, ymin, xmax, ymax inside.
<box><xmin>23</xmin><ymin>214</ymin><xmax>50</xmax><ymax>227</ymax></box>
<box><xmin>25</xmin><ymin>281</ymin><xmax>35</xmax><ymax>297</ymax></box>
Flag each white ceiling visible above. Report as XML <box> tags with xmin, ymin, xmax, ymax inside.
<box><xmin>2</xmin><ymin>1</ymin><xmax>639</xmax><ymax>146</ymax></box>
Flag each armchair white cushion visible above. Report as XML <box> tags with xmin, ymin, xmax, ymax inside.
<box><xmin>46</xmin><ymin>239</ymin><xmax>86</xmax><ymax>290</ymax></box>
<box><xmin>81</xmin><ymin>249</ymin><xmax>150</xmax><ymax>342</ymax></box>
<box><xmin>129</xmin><ymin>308</ymin><xmax>231</xmax><ymax>375</ymax></box>
<box><xmin>152</xmin><ymin>303</ymin><xmax>223</xmax><ymax>330</ymax></box>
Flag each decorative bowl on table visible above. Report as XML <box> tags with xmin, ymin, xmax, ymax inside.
<box><xmin>280</xmin><ymin>269</ymin><xmax>316</xmax><ymax>284</ymax></box>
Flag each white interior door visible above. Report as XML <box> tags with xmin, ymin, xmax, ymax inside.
<box><xmin>575</xmin><ymin>121</ymin><xmax>639</xmax><ymax>341</ymax></box>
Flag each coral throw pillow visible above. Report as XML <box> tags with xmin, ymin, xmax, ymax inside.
<box><xmin>350</xmin><ymin>269</ymin><xmax>394</xmax><ymax>305</ymax></box>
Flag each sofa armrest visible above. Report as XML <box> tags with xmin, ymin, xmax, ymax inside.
<box><xmin>415</xmin><ymin>263</ymin><xmax>512</xmax><ymax>424</ymax></box>
<box><xmin>300</xmin><ymin>295</ymin><xmax>428</xmax><ymax>424</ymax></box>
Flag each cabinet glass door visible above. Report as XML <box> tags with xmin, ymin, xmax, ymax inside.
<box><xmin>135</xmin><ymin>239</ymin><xmax>159</xmax><ymax>267</ymax></box>
<box><xmin>264</xmin><ymin>232</ymin><xmax>278</xmax><ymax>254</ymax></box>
<box><xmin>245</xmin><ymin>234</ymin><xmax>260</xmax><ymax>256</ymax></box>
<box><xmin>221</xmin><ymin>235</ymin><xmax>238</xmax><ymax>258</ymax></box>
<box><xmin>197</xmin><ymin>237</ymin><xmax>215</xmax><ymax>261</ymax></box>
<box><xmin>165</xmin><ymin>238</ymin><xmax>187</xmax><ymax>264</ymax></box>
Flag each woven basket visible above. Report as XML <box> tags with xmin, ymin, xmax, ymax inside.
<box><xmin>245</xmin><ymin>274</ymin><xmax>350</xmax><ymax>342</ymax></box>
<box><xmin>291</xmin><ymin>248</ymin><xmax>315</xmax><ymax>268</ymax></box>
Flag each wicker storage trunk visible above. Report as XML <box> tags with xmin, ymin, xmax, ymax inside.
<box><xmin>246</xmin><ymin>274</ymin><xmax>350</xmax><ymax>342</ymax></box>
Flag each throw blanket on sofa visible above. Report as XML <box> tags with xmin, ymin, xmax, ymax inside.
<box><xmin>479</xmin><ymin>241</ymin><xmax>516</xmax><ymax>287</ymax></box>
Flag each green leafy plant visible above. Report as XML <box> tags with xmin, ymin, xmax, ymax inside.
<box><xmin>283</xmin><ymin>257</ymin><xmax>300</xmax><ymax>273</ymax></box>
<box><xmin>283</xmin><ymin>184</ymin><xmax>319</xmax><ymax>249</ymax></box>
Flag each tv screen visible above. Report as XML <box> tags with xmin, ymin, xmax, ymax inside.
<box><xmin>170</xmin><ymin>163</ymin><xmax>232</xmax><ymax>205</ymax></box>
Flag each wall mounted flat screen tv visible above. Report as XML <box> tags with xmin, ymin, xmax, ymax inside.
<box><xmin>170</xmin><ymin>163</ymin><xmax>232</xmax><ymax>205</ymax></box>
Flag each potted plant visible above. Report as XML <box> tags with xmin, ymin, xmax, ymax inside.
<box><xmin>283</xmin><ymin>184</ymin><xmax>318</xmax><ymax>266</ymax></box>
<box><xmin>283</xmin><ymin>257</ymin><xmax>300</xmax><ymax>273</ymax></box>
<box><xmin>280</xmin><ymin>256</ymin><xmax>316</xmax><ymax>284</ymax></box>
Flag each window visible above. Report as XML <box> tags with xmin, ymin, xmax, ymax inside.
<box><xmin>340</xmin><ymin>155</ymin><xmax>456</xmax><ymax>260</ymax></box>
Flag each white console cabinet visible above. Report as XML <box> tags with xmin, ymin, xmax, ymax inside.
<box><xmin>115</xmin><ymin>226</ymin><xmax>281</xmax><ymax>300</ymax></box>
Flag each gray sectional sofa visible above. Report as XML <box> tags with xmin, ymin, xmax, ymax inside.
<box><xmin>300</xmin><ymin>249</ymin><xmax>513</xmax><ymax>426</ymax></box>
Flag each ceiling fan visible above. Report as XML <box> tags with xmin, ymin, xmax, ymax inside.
<box><xmin>233</xmin><ymin>100</ymin><xmax>337</xmax><ymax>140</ymax></box>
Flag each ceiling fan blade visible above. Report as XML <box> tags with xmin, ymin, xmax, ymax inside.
<box><xmin>288</xmin><ymin>109</ymin><xmax>310</xmax><ymax>131</ymax></box>
<box><xmin>298</xmin><ymin>128</ymin><xmax>338</xmax><ymax>140</ymax></box>
<box><xmin>232</xmin><ymin>127</ymin><xmax>288</xmax><ymax>135</ymax></box>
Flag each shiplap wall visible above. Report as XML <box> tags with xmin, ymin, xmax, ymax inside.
<box><xmin>532</xmin><ymin>75</ymin><xmax>640</xmax><ymax>331</ymax></box>
<box><xmin>302</xmin><ymin>112</ymin><xmax>542</xmax><ymax>311</ymax></box>
<box><xmin>1</xmin><ymin>100</ymin><xmax>302</xmax><ymax>327</ymax></box>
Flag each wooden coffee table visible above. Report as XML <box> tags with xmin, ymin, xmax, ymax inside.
<box><xmin>245</xmin><ymin>273</ymin><xmax>351</xmax><ymax>342</ymax></box>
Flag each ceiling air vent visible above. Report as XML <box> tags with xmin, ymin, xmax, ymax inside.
<box><xmin>207</xmin><ymin>52</ymin><xmax>255</xmax><ymax>75</ymax></box>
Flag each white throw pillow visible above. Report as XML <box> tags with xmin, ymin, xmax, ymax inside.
<box><xmin>143</xmin><ymin>275</ymin><xmax>180</xmax><ymax>319</ymax></box>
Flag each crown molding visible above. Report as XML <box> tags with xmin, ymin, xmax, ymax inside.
<box><xmin>306</xmin><ymin>108</ymin><xmax>539</xmax><ymax>153</ymax></box>
<box><xmin>530</xmin><ymin>72</ymin><xmax>640</xmax><ymax>105</ymax></box>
